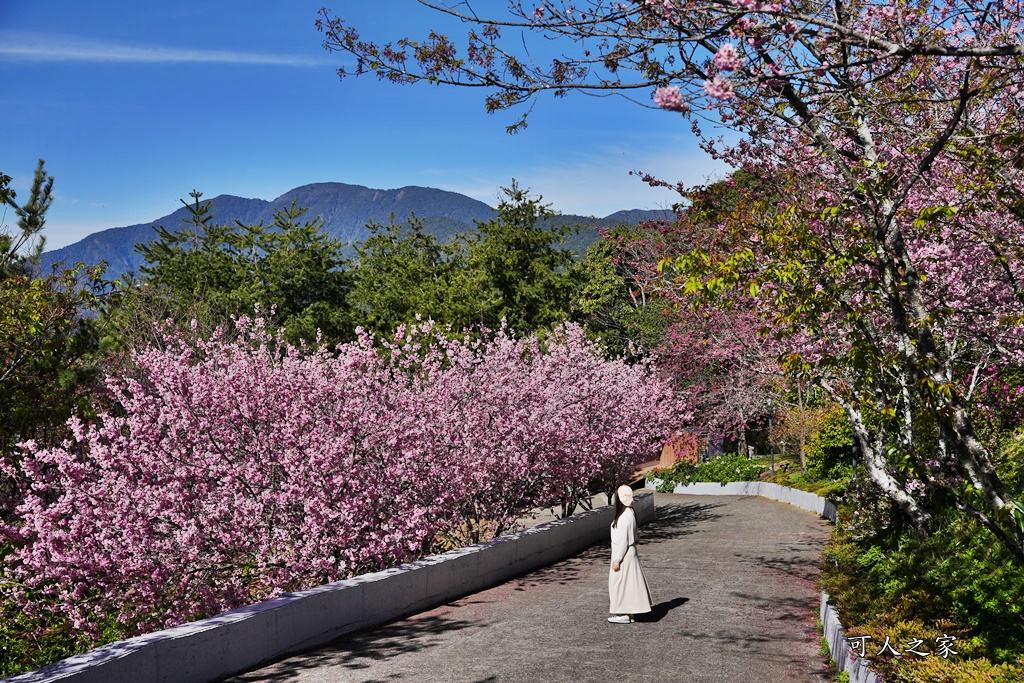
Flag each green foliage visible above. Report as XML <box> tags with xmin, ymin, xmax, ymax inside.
<box><xmin>652</xmin><ymin>459</ymin><xmax>699</xmax><ymax>491</ymax></box>
<box><xmin>0</xmin><ymin>597</ymin><xmax>81</xmax><ymax>678</ymax></box>
<box><xmin>765</xmin><ymin>467</ymin><xmax>851</xmax><ymax>501</ymax></box>
<box><xmin>886</xmin><ymin>656</ymin><xmax>1024</xmax><ymax>683</ymax></box>
<box><xmin>129</xmin><ymin>191</ymin><xmax>354</xmax><ymax>346</ymax></box>
<box><xmin>126</xmin><ymin>181</ymin><xmax>657</xmax><ymax>352</ymax></box>
<box><xmin>993</xmin><ymin>431</ymin><xmax>1024</xmax><ymax>497</ymax></box>
<box><xmin>0</xmin><ymin>267</ymin><xmax>106</xmax><ymax>454</ymax></box>
<box><xmin>821</xmin><ymin>471</ymin><xmax>1024</xmax><ymax>683</ymax></box>
<box><xmin>572</xmin><ymin>224</ymin><xmax>668</xmax><ymax>356</ymax></box>
<box><xmin>806</xmin><ymin>407</ymin><xmax>854</xmax><ymax>480</ymax></box>
<box><xmin>693</xmin><ymin>453</ymin><xmax>767</xmax><ymax>483</ymax></box>
<box><xmin>819</xmin><ymin>635</ymin><xmax>832</xmax><ymax>659</ymax></box>
<box><xmin>347</xmin><ymin>181</ymin><xmax>589</xmax><ymax>339</ymax></box>
<box><xmin>0</xmin><ymin>579</ymin><xmax>131</xmax><ymax>678</ymax></box>
<box><xmin>1</xmin><ymin>164</ymin><xmax>113</xmax><ymax>678</ymax></box>
<box><xmin>0</xmin><ymin>171</ymin><xmax>13</xmax><ymax>207</ymax></box>
<box><xmin>347</xmin><ymin>214</ymin><xmax>482</xmax><ymax>336</ymax></box>
<box><xmin>652</xmin><ymin>452</ymin><xmax>766</xmax><ymax>491</ymax></box>
<box><xmin>0</xmin><ymin>160</ymin><xmax>52</xmax><ymax>276</ymax></box>
<box><xmin>1</xmin><ymin>162</ymin><xmax>107</xmax><ymax>465</ymax></box>
<box><xmin>464</xmin><ymin>181</ymin><xmax>578</xmax><ymax>334</ymax></box>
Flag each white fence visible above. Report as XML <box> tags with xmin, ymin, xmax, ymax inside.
<box><xmin>821</xmin><ymin>592</ymin><xmax>883</xmax><ymax>683</ymax></box>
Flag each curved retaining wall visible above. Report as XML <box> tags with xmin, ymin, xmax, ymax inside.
<box><xmin>644</xmin><ymin>479</ymin><xmax>838</xmax><ymax>522</ymax></box>
<box><xmin>6</xmin><ymin>493</ymin><xmax>653</xmax><ymax>683</ymax></box>
<box><xmin>648</xmin><ymin>478</ymin><xmax>882</xmax><ymax>681</ymax></box>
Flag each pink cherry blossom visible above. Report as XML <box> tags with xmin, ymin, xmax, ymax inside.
<box><xmin>653</xmin><ymin>85</ymin><xmax>688</xmax><ymax>112</ymax></box>
<box><xmin>1</xmin><ymin>317</ymin><xmax>687</xmax><ymax>638</ymax></box>
<box><xmin>714</xmin><ymin>43</ymin><xmax>744</xmax><ymax>72</ymax></box>
<box><xmin>703</xmin><ymin>75</ymin><xmax>735</xmax><ymax>100</ymax></box>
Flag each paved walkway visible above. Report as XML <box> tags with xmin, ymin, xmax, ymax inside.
<box><xmin>223</xmin><ymin>493</ymin><xmax>833</xmax><ymax>683</ymax></box>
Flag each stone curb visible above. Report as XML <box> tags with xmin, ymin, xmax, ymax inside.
<box><xmin>5</xmin><ymin>493</ymin><xmax>654</xmax><ymax>683</ymax></box>
<box><xmin>645</xmin><ymin>478</ymin><xmax>882</xmax><ymax>682</ymax></box>
<box><xmin>821</xmin><ymin>592</ymin><xmax>883</xmax><ymax>683</ymax></box>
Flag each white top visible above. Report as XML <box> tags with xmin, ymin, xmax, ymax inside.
<box><xmin>610</xmin><ymin>507</ymin><xmax>637</xmax><ymax>564</ymax></box>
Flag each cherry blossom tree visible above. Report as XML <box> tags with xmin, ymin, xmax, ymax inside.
<box><xmin>315</xmin><ymin>0</ymin><xmax>1024</xmax><ymax>561</ymax></box>
<box><xmin>317</xmin><ymin>1</ymin><xmax>1024</xmax><ymax>131</ymax></box>
<box><xmin>658</xmin><ymin>306</ymin><xmax>775</xmax><ymax>450</ymax></box>
<box><xmin>1</xmin><ymin>316</ymin><xmax>684</xmax><ymax>636</ymax></box>
<box><xmin>618</xmin><ymin>180</ymin><xmax>783</xmax><ymax>449</ymax></box>
<box><xmin>659</xmin><ymin>155</ymin><xmax>1024</xmax><ymax>558</ymax></box>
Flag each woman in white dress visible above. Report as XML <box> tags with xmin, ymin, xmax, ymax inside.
<box><xmin>608</xmin><ymin>484</ymin><xmax>653</xmax><ymax>623</ymax></box>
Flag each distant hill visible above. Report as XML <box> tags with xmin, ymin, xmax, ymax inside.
<box><xmin>40</xmin><ymin>182</ymin><xmax>674</xmax><ymax>281</ymax></box>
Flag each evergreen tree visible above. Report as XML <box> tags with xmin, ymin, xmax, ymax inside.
<box><xmin>347</xmin><ymin>214</ymin><xmax>473</xmax><ymax>336</ymax></box>
<box><xmin>128</xmin><ymin>192</ymin><xmax>354</xmax><ymax>346</ymax></box>
<box><xmin>571</xmin><ymin>224</ymin><xmax>668</xmax><ymax>357</ymax></box>
<box><xmin>464</xmin><ymin>182</ymin><xmax>577</xmax><ymax>334</ymax></box>
<box><xmin>1</xmin><ymin>161</ymin><xmax>105</xmax><ymax>485</ymax></box>
<box><xmin>1</xmin><ymin>160</ymin><xmax>53</xmax><ymax>278</ymax></box>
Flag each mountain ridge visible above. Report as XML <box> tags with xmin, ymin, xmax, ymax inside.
<box><xmin>40</xmin><ymin>182</ymin><xmax>673</xmax><ymax>281</ymax></box>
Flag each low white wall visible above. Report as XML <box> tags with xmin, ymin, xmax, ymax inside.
<box><xmin>644</xmin><ymin>479</ymin><xmax>838</xmax><ymax>522</ymax></box>
<box><xmin>821</xmin><ymin>593</ymin><xmax>882</xmax><ymax>683</ymax></box>
<box><xmin>6</xmin><ymin>493</ymin><xmax>653</xmax><ymax>683</ymax></box>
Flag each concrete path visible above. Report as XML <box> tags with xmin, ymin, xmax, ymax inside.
<box><xmin>222</xmin><ymin>493</ymin><xmax>833</xmax><ymax>683</ymax></box>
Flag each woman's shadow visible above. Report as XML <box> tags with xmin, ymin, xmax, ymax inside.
<box><xmin>635</xmin><ymin>597</ymin><xmax>688</xmax><ymax>623</ymax></box>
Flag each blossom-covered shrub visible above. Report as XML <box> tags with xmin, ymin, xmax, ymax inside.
<box><xmin>1</xmin><ymin>316</ymin><xmax>686</xmax><ymax>637</ymax></box>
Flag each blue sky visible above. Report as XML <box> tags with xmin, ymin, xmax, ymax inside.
<box><xmin>1</xmin><ymin>1</ymin><xmax>727</xmax><ymax>250</ymax></box>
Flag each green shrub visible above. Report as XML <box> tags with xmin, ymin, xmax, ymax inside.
<box><xmin>818</xmin><ymin>423</ymin><xmax>1024</xmax><ymax>681</ymax></box>
<box><xmin>1</xmin><ymin>544</ymin><xmax>132</xmax><ymax>677</ymax></box>
<box><xmin>0</xmin><ymin>595</ymin><xmax>112</xmax><ymax>678</ymax></box>
<box><xmin>806</xmin><ymin>407</ymin><xmax>854</xmax><ymax>480</ymax></box>
<box><xmin>694</xmin><ymin>452</ymin><xmax>767</xmax><ymax>483</ymax></box>
<box><xmin>886</xmin><ymin>655</ymin><xmax>1024</xmax><ymax>683</ymax></box>
<box><xmin>994</xmin><ymin>431</ymin><xmax>1024</xmax><ymax>495</ymax></box>
<box><xmin>651</xmin><ymin>453</ymin><xmax>765</xmax><ymax>491</ymax></box>
<box><xmin>820</xmin><ymin>484</ymin><xmax>1024</xmax><ymax>683</ymax></box>
<box><xmin>650</xmin><ymin>459</ymin><xmax>698</xmax><ymax>491</ymax></box>
<box><xmin>760</xmin><ymin>463</ymin><xmax>852</xmax><ymax>502</ymax></box>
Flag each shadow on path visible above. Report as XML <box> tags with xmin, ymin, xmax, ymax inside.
<box><xmin>641</xmin><ymin>501</ymin><xmax>725</xmax><ymax>542</ymax></box>
<box><xmin>508</xmin><ymin>544</ymin><xmax>603</xmax><ymax>590</ymax></box>
<box><xmin>735</xmin><ymin>550</ymin><xmax>824</xmax><ymax>581</ymax></box>
<box><xmin>635</xmin><ymin>596</ymin><xmax>689</xmax><ymax>623</ymax></box>
<box><xmin>226</xmin><ymin>613</ymin><xmax>481</xmax><ymax>682</ymax></box>
<box><xmin>726</xmin><ymin>592</ymin><xmax>821</xmax><ymax>623</ymax></box>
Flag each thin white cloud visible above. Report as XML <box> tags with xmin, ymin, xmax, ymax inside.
<box><xmin>0</xmin><ymin>33</ymin><xmax>325</xmax><ymax>66</ymax></box>
<box><xmin>435</xmin><ymin>146</ymin><xmax>732</xmax><ymax>217</ymax></box>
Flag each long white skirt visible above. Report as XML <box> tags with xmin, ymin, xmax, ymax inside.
<box><xmin>609</xmin><ymin>545</ymin><xmax>653</xmax><ymax>614</ymax></box>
